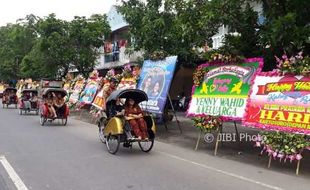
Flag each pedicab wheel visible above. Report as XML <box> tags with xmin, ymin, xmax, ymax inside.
<box><xmin>40</xmin><ymin>115</ymin><xmax>45</xmax><ymax>126</ymax></box>
<box><xmin>138</xmin><ymin>138</ymin><xmax>154</xmax><ymax>153</ymax></box>
<box><xmin>61</xmin><ymin>118</ymin><xmax>67</xmax><ymax>126</ymax></box>
<box><xmin>98</xmin><ymin>121</ymin><xmax>106</xmax><ymax>144</ymax></box>
<box><xmin>106</xmin><ymin>135</ymin><xmax>120</xmax><ymax>154</ymax></box>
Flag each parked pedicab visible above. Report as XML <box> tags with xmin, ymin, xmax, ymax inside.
<box><xmin>39</xmin><ymin>88</ymin><xmax>69</xmax><ymax>126</ymax></box>
<box><xmin>0</xmin><ymin>83</ymin><xmax>5</xmax><ymax>98</ymax></box>
<box><xmin>98</xmin><ymin>89</ymin><xmax>156</xmax><ymax>154</ymax></box>
<box><xmin>18</xmin><ymin>89</ymin><xmax>39</xmax><ymax>115</ymax></box>
<box><xmin>2</xmin><ymin>87</ymin><xmax>18</xmax><ymax>108</ymax></box>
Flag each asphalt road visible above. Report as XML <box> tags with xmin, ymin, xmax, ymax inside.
<box><xmin>0</xmin><ymin>102</ymin><xmax>309</xmax><ymax>190</ymax></box>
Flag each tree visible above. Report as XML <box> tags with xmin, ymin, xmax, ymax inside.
<box><xmin>69</xmin><ymin>14</ymin><xmax>110</xmax><ymax>77</ymax></box>
<box><xmin>0</xmin><ymin>15</ymin><xmax>38</xmax><ymax>81</ymax></box>
<box><xmin>34</xmin><ymin>14</ymin><xmax>73</xmax><ymax>78</ymax></box>
<box><xmin>260</xmin><ymin>0</ymin><xmax>310</xmax><ymax>70</ymax></box>
<box><xmin>118</xmin><ymin>0</ymin><xmax>219</xmax><ymax>66</ymax></box>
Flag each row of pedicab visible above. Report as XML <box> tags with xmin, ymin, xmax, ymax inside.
<box><xmin>1</xmin><ymin>86</ymin><xmax>69</xmax><ymax>125</ymax></box>
<box><xmin>1</xmin><ymin>81</ymin><xmax>156</xmax><ymax>154</ymax></box>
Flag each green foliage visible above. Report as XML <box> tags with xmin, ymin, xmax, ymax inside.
<box><xmin>0</xmin><ymin>13</ymin><xmax>110</xmax><ymax>81</ymax></box>
<box><xmin>69</xmin><ymin>14</ymin><xmax>110</xmax><ymax>77</ymax></box>
<box><xmin>192</xmin><ymin>116</ymin><xmax>222</xmax><ymax>133</ymax></box>
<box><xmin>0</xmin><ymin>16</ymin><xmax>38</xmax><ymax>81</ymax></box>
<box><xmin>118</xmin><ymin>0</ymin><xmax>219</xmax><ymax>65</ymax></box>
<box><xmin>260</xmin><ymin>131</ymin><xmax>310</xmax><ymax>155</ymax></box>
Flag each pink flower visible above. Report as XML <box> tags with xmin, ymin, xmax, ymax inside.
<box><xmin>277</xmin><ymin>153</ymin><xmax>284</xmax><ymax>162</ymax></box>
<box><xmin>296</xmin><ymin>154</ymin><xmax>302</xmax><ymax>160</ymax></box>
<box><xmin>255</xmin><ymin>142</ymin><xmax>261</xmax><ymax>147</ymax></box>
<box><xmin>256</xmin><ymin>134</ymin><xmax>262</xmax><ymax>142</ymax></box>
<box><xmin>124</xmin><ymin>64</ymin><xmax>132</xmax><ymax>71</ymax></box>
<box><xmin>289</xmin><ymin>155</ymin><xmax>295</xmax><ymax>163</ymax></box>
<box><xmin>282</xmin><ymin>54</ymin><xmax>288</xmax><ymax>60</ymax></box>
<box><xmin>272</xmin><ymin>151</ymin><xmax>278</xmax><ymax>158</ymax></box>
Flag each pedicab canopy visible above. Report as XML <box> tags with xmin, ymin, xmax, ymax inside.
<box><xmin>106</xmin><ymin>89</ymin><xmax>148</xmax><ymax>106</ymax></box>
<box><xmin>21</xmin><ymin>89</ymin><xmax>38</xmax><ymax>94</ymax></box>
<box><xmin>4</xmin><ymin>87</ymin><xmax>17</xmax><ymax>93</ymax></box>
<box><xmin>42</xmin><ymin>88</ymin><xmax>67</xmax><ymax>98</ymax></box>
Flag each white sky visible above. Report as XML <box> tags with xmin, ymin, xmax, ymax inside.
<box><xmin>0</xmin><ymin>0</ymin><xmax>118</xmax><ymax>26</ymax></box>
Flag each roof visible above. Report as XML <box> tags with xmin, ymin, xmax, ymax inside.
<box><xmin>107</xmin><ymin>5</ymin><xmax>129</xmax><ymax>32</ymax></box>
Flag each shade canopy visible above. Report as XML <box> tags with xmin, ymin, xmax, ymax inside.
<box><xmin>106</xmin><ymin>89</ymin><xmax>148</xmax><ymax>106</ymax></box>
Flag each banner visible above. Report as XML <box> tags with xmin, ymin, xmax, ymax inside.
<box><xmin>69</xmin><ymin>79</ymin><xmax>85</xmax><ymax>103</ymax></box>
<box><xmin>79</xmin><ymin>79</ymin><xmax>99</xmax><ymax>104</ymax></box>
<box><xmin>187</xmin><ymin>58</ymin><xmax>263</xmax><ymax>120</ymax></box>
<box><xmin>243</xmin><ymin>74</ymin><xmax>310</xmax><ymax>134</ymax></box>
<box><xmin>137</xmin><ymin>56</ymin><xmax>178</xmax><ymax>114</ymax></box>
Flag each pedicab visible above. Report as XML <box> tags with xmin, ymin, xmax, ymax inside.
<box><xmin>39</xmin><ymin>88</ymin><xmax>69</xmax><ymax>126</ymax></box>
<box><xmin>2</xmin><ymin>87</ymin><xmax>18</xmax><ymax>108</ymax></box>
<box><xmin>0</xmin><ymin>83</ymin><xmax>5</xmax><ymax>98</ymax></box>
<box><xmin>98</xmin><ymin>89</ymin><xmax>156</xmax><ymax>154</ymax></box>
<box><xmin>18</xmin><ymin>89</ymin><xmax>39</xmax><ymax>115</ymax></box>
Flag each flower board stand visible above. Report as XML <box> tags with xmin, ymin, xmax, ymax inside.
<box><xmin>195</xmin><ymin>121</ymin><xmax>242</xmax><ymax>156</ymax></box>
<box><xmin>267</xmin><ymin>155</ymin><xmax>301</xmax><ymax>175</ymax></box>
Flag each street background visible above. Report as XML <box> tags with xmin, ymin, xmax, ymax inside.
<box><xmin>1</xmin><ymin>103</ymin><xmax>310</xmax><ymax>190</ymax></box>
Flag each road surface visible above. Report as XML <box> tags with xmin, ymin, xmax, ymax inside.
<box><xmin>0</xmin><ymin>103</ymin><xmax>309</xmax><ymax>190</ymax></box>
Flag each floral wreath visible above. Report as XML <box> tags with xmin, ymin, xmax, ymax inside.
<box><xmin>256</xmin><ymin>131</ymin><xmax>310</xmax><ymax>162</ymax></box>
<box><xmin>255</xmin><ymin>51</ymin><xmax>310</xmax><ymax>162</ymax></box>
<box><xmin>149</xmin><ymin>50</ymin><xmax>168</xmax><ymax>61</ymax></box>
<box><xmin>275</xmin><ymin>52</ymin><xmax>310</xmax><ymax>76</ymax></box>
<box><xmin>192</xmin><ymin>116</ymin><xmax>223</xmax><ymax>133</ymax></box>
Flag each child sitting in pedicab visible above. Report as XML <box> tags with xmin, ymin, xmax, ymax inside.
<box><xmin>9</xmin><ymin>90</ymin><xmax>17</xmax><ymax>102</ymax></box>
<box><xmin>53</xmin><ymin>92</ymin><xmax>65</xmax><ymax>117</ymax></box>
<box><xmin>124</xmin><ymin>98</ymin><xmax>149</xmax><ymax>140</ymax></box>
<box><xmin>22</xmin><ymin>91</ymin><xmax>31</xmax><ymax>111</ymax></box>
<box><xmin>45</xmin><ymin>93</ymin><xmax>57</xmax><ymax>118</ymax></box>
<box><xmin>30</xmin><ymin>93</ymin><xmax>38</xmax><ymax>108</ymax></box>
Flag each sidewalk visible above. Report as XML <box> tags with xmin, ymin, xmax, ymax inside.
<box><xmin>70</xmin><ymin>110</ymin><xmax>310</xmax><ymax>177</ymax></box>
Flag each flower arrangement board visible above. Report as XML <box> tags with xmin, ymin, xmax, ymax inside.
<box><xmin>187</xmin><ymin>58</ymin><xmax>263</xmax><ymax>120</ymax></box>
<box><xmin>0</xmin><ymin>84</ymin><xmax>4</xmax><ymax>93</ymax></box>
<box><xmin>243</xmin><ymin>74</ymin><xmax>310</xmax><ymax>135</ymax></box>
<box><xmin>69</xmin><ymin>78</ymin><xmax>85</xmax><ymax>103</ymax></box>
<box><xmin>137</xmin><ymin>56</ymin><xmax>178</xmax><ymax>114</ymax></box>
<box><xmin>116</xmin><ymin>77</ymin><xmax>137</xmax><ymax>90</ymax></box>
<box><xmin>79</xmin><ymin>79</ymin><xmax>100</xmax><ymax>105</ymax></box>
<box><xmin>92</xmin><ymin>87</ymin><xmax>106</xmax><ymax>110</ymax></box>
